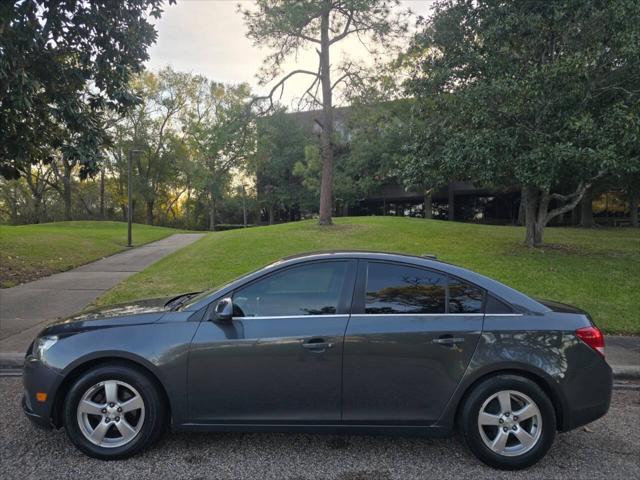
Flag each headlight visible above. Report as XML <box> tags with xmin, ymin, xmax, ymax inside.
<box><xmin>33</xmin><ymin>335</ymin><xmax>58</xmax><ymax>360</ymax></box>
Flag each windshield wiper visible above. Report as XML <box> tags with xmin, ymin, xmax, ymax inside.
<box><xmin>165</xmin><ymin>292</ymin><xmax>200</xmax><ymax>311</ymax></box>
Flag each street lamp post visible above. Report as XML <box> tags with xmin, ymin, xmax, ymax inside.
<box><xmin>127</xmin><ymin>149</ymin><xmax>142</xmax><ymax>247</ymax></box>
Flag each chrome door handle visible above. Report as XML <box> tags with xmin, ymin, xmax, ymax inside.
<box><xmin>432</xmin><ymin>337</ymin><xmax>465</xmax><ymax>345</ymax></box>
<box><xmin>302</xmin><ymin>339</ymin><xmax>334</xmax><ymax>350</ymax></box>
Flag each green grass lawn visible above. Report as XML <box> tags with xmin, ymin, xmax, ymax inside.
<box><xmin>96</xmin><ymin>217</ymin><xmax>640</xmax><ymax>334</ymax></box>
<box><xmin>0</xmin><ymin>221</ymin><xmax>186</xmax><ymax>287</ymax></box>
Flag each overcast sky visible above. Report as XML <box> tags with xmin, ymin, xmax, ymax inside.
<box><xmin>146</xmin><ymin>0</ymin><xmax>436</xmax><ymax>108</ymax></box>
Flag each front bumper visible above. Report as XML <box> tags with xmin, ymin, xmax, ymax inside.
<box><xmin>22</xmin><ymin>356</ymin><xmax>63</xmax><ymax>429</ymax></box>
<box><xmin>22</xmin><ymin>394</ymin><xmax>53</xmax><ymax>429</ymax></box>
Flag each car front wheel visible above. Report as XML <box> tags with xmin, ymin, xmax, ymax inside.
<box><xmin>460</xmin><ymin>374</ymin><xmax>556</xmax><ymax>470</ymax></box>
<box><xmin>63</xmin><ymin>363</ymin><xmax>166</xmax><ymax>459</ymax></box>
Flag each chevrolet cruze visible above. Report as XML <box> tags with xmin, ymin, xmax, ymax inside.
<box><xmin>22</xmin><ymin>251</ymin><xmax>612</xmax><ymax>469</ymax></box>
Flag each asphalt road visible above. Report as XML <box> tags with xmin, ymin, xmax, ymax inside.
<box><xmin>1</xmin><ymin>378</ymin><xmax>638</xmax><ymax>480</ymax></box>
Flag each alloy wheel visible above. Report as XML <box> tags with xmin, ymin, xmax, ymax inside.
<box><xmin>477</xmin><ymin>389</ymin><xmax>542</xmax><ymax>457</ymax></box>
<box><xmin>76</xmin><ymin>380</ymin><xmax>145</xmax><ymax>448</ymax></box>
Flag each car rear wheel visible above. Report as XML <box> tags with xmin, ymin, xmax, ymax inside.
<box><xmin>63</xmin><ymin>363</ymin><xmax>166</xmax><ymax>459</ymax></box>
<box><xmin>460</xmin><ymin>374</ymin><xmax>556</xmax><ymax>470</ymax></box>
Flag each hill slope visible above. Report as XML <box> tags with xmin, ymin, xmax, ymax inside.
<box><xmin>0</xmin><ymin>221</ymin><xmax>186</xmax><ymax>287</ymax></box>
<box><xmin>96</xmin><ymin>217</ymin><xmax>639</xmax><ymax>333</ymax></box>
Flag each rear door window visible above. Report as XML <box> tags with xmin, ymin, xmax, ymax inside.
<box><xmin>365</xmin><ymin>262</ymin><xmax>447</xmax><ymax>314</ymax></box>
<box><xmin>365</xmin><ymin>262</ymin><xmax>485</xmax><ymax>314</ymax></box>
<box><xmin>448</xmin><ymin>278</ymin><xmax>484</xmax><ymax>313</ymax></box>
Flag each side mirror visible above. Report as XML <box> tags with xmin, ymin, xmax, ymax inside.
<box><xmin>212</xmin><ymin>297</ymin><xmax>233</xmax><ymax>322</ymax></box>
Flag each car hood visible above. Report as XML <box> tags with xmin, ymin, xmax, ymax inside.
<box><xmin>41</xmin><ymin>297</ymin><xmax>174</xmax><ymax>336</ymax></box>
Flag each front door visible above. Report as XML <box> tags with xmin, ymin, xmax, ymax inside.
<box><xmin>188</xmin><ymin>260</ymin><xmax>356</xmax><ymax>424</ymax></box>
<box><xmin>342</xmin><ymin>260</ymin><xmax>483</xmax><ymax>424</ymax></box>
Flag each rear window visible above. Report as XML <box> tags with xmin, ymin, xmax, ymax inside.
<box><xmin>485</xmin><ymin>294</ymin><xmax>514</xmax><ymax>314</ymax></box>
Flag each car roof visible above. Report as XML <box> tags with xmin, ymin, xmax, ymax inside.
<box><xmin>280</xmin><ymin>250</ymin><xmax>441</xmax><ymax>262</ymax></box>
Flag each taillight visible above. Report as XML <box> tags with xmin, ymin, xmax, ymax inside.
<box><xmin>576</xmin><ymin>326</ymin><xmax>605</xmax><ymax>357</ymax></box>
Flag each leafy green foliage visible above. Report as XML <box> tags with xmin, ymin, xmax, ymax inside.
<box><xmin>0</xmin><ymin>0</ymin><xmax>172</xmax><ymax>179</ymax></box>
<box><xmin>251</xmin><ymin>109</ymin><xmax>313</xmax><ymax>221</ymax></box>
<box><xmin>403</xmin><ymin>0</ymin><xmax>640</xmax><ymax>244</ymax></box>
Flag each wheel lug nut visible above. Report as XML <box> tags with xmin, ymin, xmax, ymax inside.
<box><xmin>101</xmin><ymin>408</ymin><xmax>106</xmax><ymax>414</ymax></box>
<box><xmin>109</xmin><ymin>403</ymin><xmax>115</xmax><ymax>407</ymax></box>
<box><xmin>115</xmin><ymin>416</ymin><xmax>120</xmax><ymax>422</ymax></box>
<box><xmin>513</xmin><ymin>416</ymin><xmax>518</xmax><ymax>421</ymax></box>
<box><xmin>503</xmin><ymin>427</ymin><xmax>508</xmax><ymax>432</ymax></box>
<box><xmin>117</xmin><ymin>407</ymin><xmax>122</xmax><ymax>412</ymax></box>
<box><xmin>512</xmin><ymin>426</ymin><xmax>517</xmax><ymax>431</ymax></box>
<box><xmin>105</xmin><ymin>417</ymin><xmax>111</xmax><ymax>423</ymax></box>
<box><xmin>499</xmin><ymin>419</ymin><xmax>504</xmax><ymax>424</ymax></box>
<box><xmin>504</xmin><ymin>412</ymin><xmax>510</xmax><ymax>417</ymax></box>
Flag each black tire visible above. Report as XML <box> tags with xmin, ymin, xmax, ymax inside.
<box><xmin>460</xmin><ymin>374</ymin><xmax>556</xmax><ymax>470</ymax></box>
<box><xmin>63</xmin><ymin>362</ymin><xmax>166</xmax><ymax>460</ymax></box>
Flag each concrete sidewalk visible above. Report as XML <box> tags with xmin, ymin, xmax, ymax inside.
<box><xmin>606</xmin><ymin>335</ymin><xmax>640</xmax><ymax>379</ymax></box>
<box><xmin>0</xmin><ymin>233</ymin><xmax>204</xmax><ymax>360</ymax></box>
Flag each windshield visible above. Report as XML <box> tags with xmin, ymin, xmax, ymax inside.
<box><xmin>179</xmin><ymin>261</ymin><xmax>284</xmax><ymax>310</ymax></box>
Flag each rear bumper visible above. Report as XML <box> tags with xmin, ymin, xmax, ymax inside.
<box><xmin>559</xmin><ymin>353</ymin><xmax>613</xmax><ymax>431</ymax></box>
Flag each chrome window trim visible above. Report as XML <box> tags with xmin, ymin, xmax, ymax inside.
<box><xmin>230</xmin><ymin>313</ymin><xmax>524</xmax><ymax>319</ymax></box>
<box><xmin>232</xmin><ymin>314</ymin><xmax>349</xmax><ymax>320</ymax></box>
<box><xmin>350</xmin><ymin>313</ymin><xmax>485</xmax><ymax>317</ymax></box>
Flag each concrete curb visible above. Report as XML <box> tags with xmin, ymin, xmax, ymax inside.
<box><xmin>612</xmin><ymin>365</ymin><xmax>640</xmax><ymax>380</ymax></box>
<box><xmin>1</xmin><ymin>352</ymin><xmax>638</xmax><ymax>380</ymax></box>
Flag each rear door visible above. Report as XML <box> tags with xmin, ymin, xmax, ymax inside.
<box><xmin>188</xmin><ymin>260</ymin><xmax>356</xmax><ymax>423</ymax></box>
<box><xmin>342</xmin><ymin>260</ymin><xmax>484</xmax><ymax>424</ymax></box>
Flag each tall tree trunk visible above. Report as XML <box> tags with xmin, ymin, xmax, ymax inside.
<box><xmin>268</xmin><ymin>205</ymin><xmax>274</xmax><ymax>225</ymax></box>
<box><xmin>448</xmin><ymin>181</ymin><xmax>455</xmax><ymax>221</ymax></box>
<box><xmin>424</xmin><ymin>190</ymin><xmax>432</xmax><ymax>219</ymax></box>
<box><xmin>524</xmin><ymin>183</ymin><xmax>591</xmax><ymax>246</ymax></box>
<box><xmin>524</xmin><ymin>186</ymin><xmax>541</xmax><ymax>247</ymax></box>
<box><xmin>517</xmin><ymin>187</ymin><xmax>526</xmax><ymax>226</ymax></box>
<box><xmin>145</xmin><ymin>199</ymin><xmax>154</xmax><ymax>225</ymax></box>
<box><xmin>32</xmin><ymin>193</ymin><xmax>43</xmax><ymax>224</ymax></box>
<box><xmin>318</xmin><ymin>10</ymin><xmax>334</xmax><ymax>226</ymax></box>
<box><xmin>630</xmin><ymin>190</ymin><xmax>639</xmax><ymax>228</ymax></box>
<box><xmin>580</xmin><ymin>188</ymin><xmax>594</xmax><ymax>227</ymax></box>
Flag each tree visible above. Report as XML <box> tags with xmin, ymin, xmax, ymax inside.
<box><xmin>115</xmin><ymin>68</ymin><xmax>190</xmax><ymax>225</ymax></box>
<box><xmin>346</xmin><ymin>100</ymin><xmax>417</xmax><ymax>215</ymax></box>
<box><xmin>241</xmin><ymin>0</ymin><xmax>408</xmax><ymax>225</ymax></box>
<box><xmin>182</xmin><ymin>77</ymin><xmax>254</xmax><ymax>230</ymax></box>
<box><xmin>405</xmin><ymin>0</ymin><xmax>640</xmax><ymax>246</ymax></box>
<box><xmin>251</xmin><ymin>109</ymin><xmax>311</xmax><ymax>224</ymax></box>
<box><xmin>0</xmin><ymin>0</ymin><xmax>172</xmax><ymax>180</ymax></box>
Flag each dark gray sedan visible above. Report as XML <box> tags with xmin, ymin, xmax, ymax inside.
<box><xmin>22</xmin><ymin>251</ymin><xmax>612</xmax><ymax>470</ymax></box>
